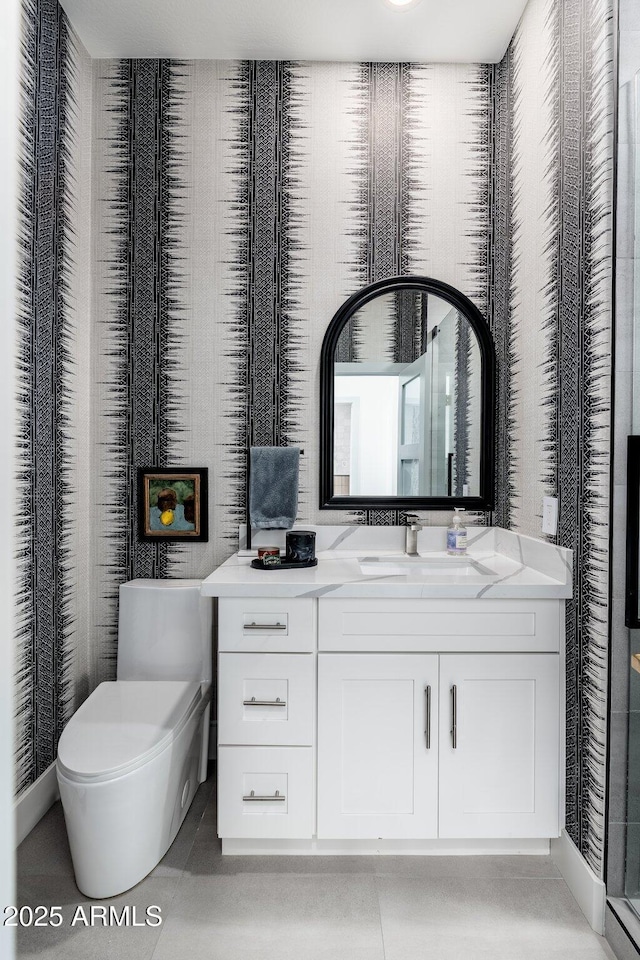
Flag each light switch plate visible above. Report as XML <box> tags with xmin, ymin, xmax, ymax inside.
<box><xmin>542</xmin><ymin>496</ymin><xmax>558</xmax><ymax>536</ymax></box>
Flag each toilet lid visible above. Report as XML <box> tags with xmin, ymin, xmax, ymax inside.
<box><xmin>57</xmin><ymin>680</ymin><xmax>202</xmax><ymax>782</ymax></box>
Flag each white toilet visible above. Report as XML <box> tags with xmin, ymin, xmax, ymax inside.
<box><xmin>56</xmin><ymin>579</ymin><xmax>212</xmax><ymax>899</ymax></box>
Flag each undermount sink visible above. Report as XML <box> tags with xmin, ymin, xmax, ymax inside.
<box><xmin>358</xmin><ymin>555</ymin><xmax>496</xmax><ymax>577</ymax></box>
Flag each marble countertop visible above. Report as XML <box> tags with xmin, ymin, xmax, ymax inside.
<box><xmin>201</xmin><ymin>526</ymin><xmax>573</xmax><ymax>599</ymax></box>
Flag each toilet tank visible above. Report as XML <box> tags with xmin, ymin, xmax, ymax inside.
<box><xmin>116</xmin><ymin>579</ymin><xmax>212</xmax><ymax>685</ymax></box>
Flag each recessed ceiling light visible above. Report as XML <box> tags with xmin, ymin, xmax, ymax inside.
<box><xmin>384</xmin><ymin>0</ymin><xmax>423</xmax><ymax>9</ymax></box>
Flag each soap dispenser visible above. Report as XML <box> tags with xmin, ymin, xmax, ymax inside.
<box><xmin>447</xmin><ymin>508</ymin><xmax>468</xmax><ymax>556</ymax></box>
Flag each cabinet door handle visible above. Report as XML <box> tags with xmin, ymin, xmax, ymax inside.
<box><xmin>243</xmin><ymin>621</ymin><xmax>286</xmax><ymax>631</ymax></box>
<box><xmin>242</xmin><ymin>790</ymin><xmax>286</xmax><ymax>802</ymax></box>
<box><xmin>242</xmin><ymin>697</ymin><xmax>287</xmax><ymax>707</ymax></box>
<box><xmin>451</xmin><ymin>684</ymin><xmax>457</xmax><ymax>749</ymax></box>
<box><xmin>424</xmin><ymin>685</ymin><xmax>431</xmax><ymax>749</ymax></box>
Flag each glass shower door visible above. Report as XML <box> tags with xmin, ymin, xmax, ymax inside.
<box><xmin>625</xmin><ymin>68</ymin><xmax>640</xmax><ymax>916</ymax></box>
<box><xmin>627</xmin><ymin>663</ymin><xmax>640</xmax><ymax>910</ymax></box>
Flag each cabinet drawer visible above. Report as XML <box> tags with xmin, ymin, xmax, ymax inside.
<box><xmin>219</xmin><ymin>598</ymin><xmax>315</xmax><ymax>652</ymax></box>
<box><xmin>217</xmin><ymin>746</ymin><xmax>314</xmax><ymax>839</ymax></box>
<box><xmin>318</xmin><ymin>599</ymin><xmax>561</xmax><ymax>653</ymax></box>
<box><xmin>218</xmin><ymin>653</ymin><xmax>314</xmax><ymax>746</ymax></box>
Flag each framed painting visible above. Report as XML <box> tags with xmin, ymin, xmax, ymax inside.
<box><xmin>138</xmin><ymin>468</ymin><xmax>209</xmax><ymax>542</ymax></box>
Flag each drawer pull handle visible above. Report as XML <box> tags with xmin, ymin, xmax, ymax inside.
<box><xmin>243</xmin><ymin>696</ymin><xmax>287</xmax><ymax>707</ymax></box>
<box><xmin>451</xmin><ymin>684</ymin><xmax>457</xmax><ymax>749</ymax></box>
<box><xmin>243</xmin><ymin>622</ymin><xmax>286</xmax><ymax>631</ymax></box>
<box><xmin>242</xmin><ymin>790</ymin><xmax>286</xmax><ymax>802</ymax></box>
<box><xmin>424</xmin><ymin>685</ymin><xmax>431</xmax><ymax>749</ymax></box>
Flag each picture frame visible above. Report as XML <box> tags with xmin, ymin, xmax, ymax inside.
<box><xmin>138</xmin><ymin>467</ymin><xmax>209</xmax><ymax>542</ymax></box>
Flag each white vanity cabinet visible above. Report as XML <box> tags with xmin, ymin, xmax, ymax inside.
<box><xmin>217</xmin><ymin>598</ymin><xmax>316</xmax><ymax>840</ymax></box>
<box><xmin>317</xmin><ymin>651</ymin><xmax>559</xmax><ymax>840</ymax></box>
<box><xmin>216</xmin><ymin>593</ymin><xmax>563</xmax><ymax>849</ymax></box>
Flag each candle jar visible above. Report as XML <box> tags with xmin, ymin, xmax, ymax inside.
<box><xmin>285</xmin><ymin>530</ymin><xmax>316</xmax><ymax>564</ymax></box>
<box><xmin>257</xmin><ymin>546</ymin><xmax>281</xmax><ymax>566</ymax></box>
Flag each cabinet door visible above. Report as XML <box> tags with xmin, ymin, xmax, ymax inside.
<box><xmin>438</xmin><ymin>654</ymin><xmax>559</xmax><ymax>838</ymax></box>
<box><xmin>318</xmin><ymin>654</ymin><xmax>438</xmax><ymax>839</ymax></box>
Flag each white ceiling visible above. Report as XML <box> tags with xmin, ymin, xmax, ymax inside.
<box><xmin>58</xmin><ymin>0</ymin><xmax>529</xmax><ymax>63</ymax></box>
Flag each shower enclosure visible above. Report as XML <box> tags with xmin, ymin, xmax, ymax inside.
<box><xmin>624</xmin><ymin>68</ymin><xmax>640</xmax><ymax>922</ymax></box>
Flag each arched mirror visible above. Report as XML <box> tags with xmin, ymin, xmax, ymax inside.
<box><xmin>320</xmin><ymin>276</ymin><xmax>496</xmax><ymax>510</ymax></box>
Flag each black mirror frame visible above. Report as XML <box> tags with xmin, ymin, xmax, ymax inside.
<box><xmin>320</xmin><ymin>276</ymin><xmax>496</xmax><ymax>511</ymax></box>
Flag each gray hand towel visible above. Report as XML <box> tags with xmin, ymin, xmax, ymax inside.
<box><xmin>249</xmin><ymin>446</ymin><xmax>300</xmax><ymax>530</ymax></box>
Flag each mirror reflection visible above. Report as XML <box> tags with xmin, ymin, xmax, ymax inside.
<box><xmin>333</xmin><ymin>289</ymin><xmax>481</xmax><ymax>498</ymax></box>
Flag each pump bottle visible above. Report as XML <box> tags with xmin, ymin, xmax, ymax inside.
<box><xmin>447</xmin><ymin>508</ymin><xmax>468</xmax><ymax>556</ymax></box>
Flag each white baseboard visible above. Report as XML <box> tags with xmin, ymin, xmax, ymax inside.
<box><xmin>551</xmin><ymin>829</ymin><xmax>606</xmax><ymax>934</ymax></box>
<box><xmin>14</xmin><ymin>762</ymin><xmax>59</xmax><ymax>845</ymax></box>
<box><xmin>223</xmin><ymin>838</ymin><xmax>551</xmax><ymax>856</ymax></box>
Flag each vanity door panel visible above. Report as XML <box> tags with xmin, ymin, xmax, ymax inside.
<box><xmin>317</xmin><ymin>654</ymin><xmax>438</xmax><ymax>839</ymax></box>
<box><xmin>438</xmin><ymin>654</ymin><xmax>560</xmax><ymax>838</ymax></box>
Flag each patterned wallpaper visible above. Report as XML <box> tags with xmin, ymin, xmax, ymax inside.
<box><xmin>492</xmin><ymin>0</ymin><xmax>614</xmax><ymax>874</ymax></box>
<box><xmin>90</xmin><ymin>55</ymin><xmax>493</xmax><ymax>665</ymax></box>
<box><xmin>15</xmin><ymin>0</ymin><xmax>92</xmax><ymax>796</ymax></box>
<box><xmin>16</xmin><ymin>0</ymin><xmax>614</xmax><ymax>878</ymax></box>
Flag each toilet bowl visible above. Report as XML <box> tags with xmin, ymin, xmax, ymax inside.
<box><xmin>56</xmin><ymin>580</ymin><xmax>212</xmax><ymax>899</ymax></box>
<box><xmin>57</xmin><ymin>680</ymin><xmax>209</xmax><ymax>898</ymax></box>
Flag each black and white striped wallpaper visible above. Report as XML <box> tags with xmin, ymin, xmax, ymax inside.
<box><xmin>17</xmin><ymin>0</ymin><xmax>614</xmax><ymax>878</ymax></box>
<box><xmin>91</xmin><ymin>56</ymin><xmax>493</xmax><ymax>604</ymax></box>
<box><xmin>15</xmin><ymin>0</ymin><xmax>91</xmax><ymax>796</ymax></box>
<box><xmin>492</xmin><ymin>0</ymin><xmax>614</xmax><ymax>874</ymax></box>
<box><xmin>93</xmin><ymin>59</ymin><xmax>189</xmax><ymax>673</ymax></box>
<box><xmin>229</xmin><ymin>61</ymin><xmax>306</xmax><ymax>523</ymax></box>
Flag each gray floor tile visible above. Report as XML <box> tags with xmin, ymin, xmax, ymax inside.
<box><xmin>171</xmin><ymin>871</ymin><xmax>380</xmax><ymax>923</ymax></box>
<box><xmin>182</xmin><ymin>771</ymin><xmax>216</xmax><ymax>827</ymax></box>
<box><xmin>150</xmin><ymin>776</ymin><xmax>215</xmax><ymax>878</ymax></box>
<box><xmin>16</xmin><ymin>802</ymin><xmax>74</xmax><ymax>878</ymax></box>
<box><xmin>149</xmin><ymin>824</ymin><xmax>198</xmax><ymax>879</ymax></box>
<box><xmin>605</xmin><ymin>901</ymin><xmax>640</xmax><ymax>960</ymax></box>
<box><xmin>184</xmin><ymin>840</ymin><xmax>376</xmax><ymax>876</ymax></box>
<box><xmin>372</xmin><ymin>854</ymin><xmax>562</xmax><ymax>880</ymax></box>
<box><xmin>193</xmin><ymin>816</ymin><xmax>220</xmax><ymax>844</ymax></box>
<box><xmin>14</xmin><ymin>770</ymin><xmax>617</xmax><ymax>960</ymax></box>
<box><xmin>376</xmin><ymin>876</ymin><xmax>612</xmax><ymax>960</ymax></box>
<box><xmin>198</xmin><ymin>804</ymin><xmax>217</xmax><ymax>828</ymax></box>
<box><xmin>152</xmin><ymin>916</ymin><xmax>384</xmax><ymax>960</ymax></box>
<box><xmin>150</xmin><ymin>873</ymin><xmax>384</xmax><ymax>960</ymax></box>
<box><xmin>15</xmin><ymin>876</ymin><xmax>178</xmax><ymax>960</ymax></box>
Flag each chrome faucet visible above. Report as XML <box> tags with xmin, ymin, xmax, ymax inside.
<box><xmin>404</xmin><ymin>519</ymin><xmax>423</xmax><ymax>556</ymax></box>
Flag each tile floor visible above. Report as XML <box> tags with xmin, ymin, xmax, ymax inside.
<box><xmin>15</xmin><ymin>771</ymin><xmax>617</xmax><ymax>960</ymax></box>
